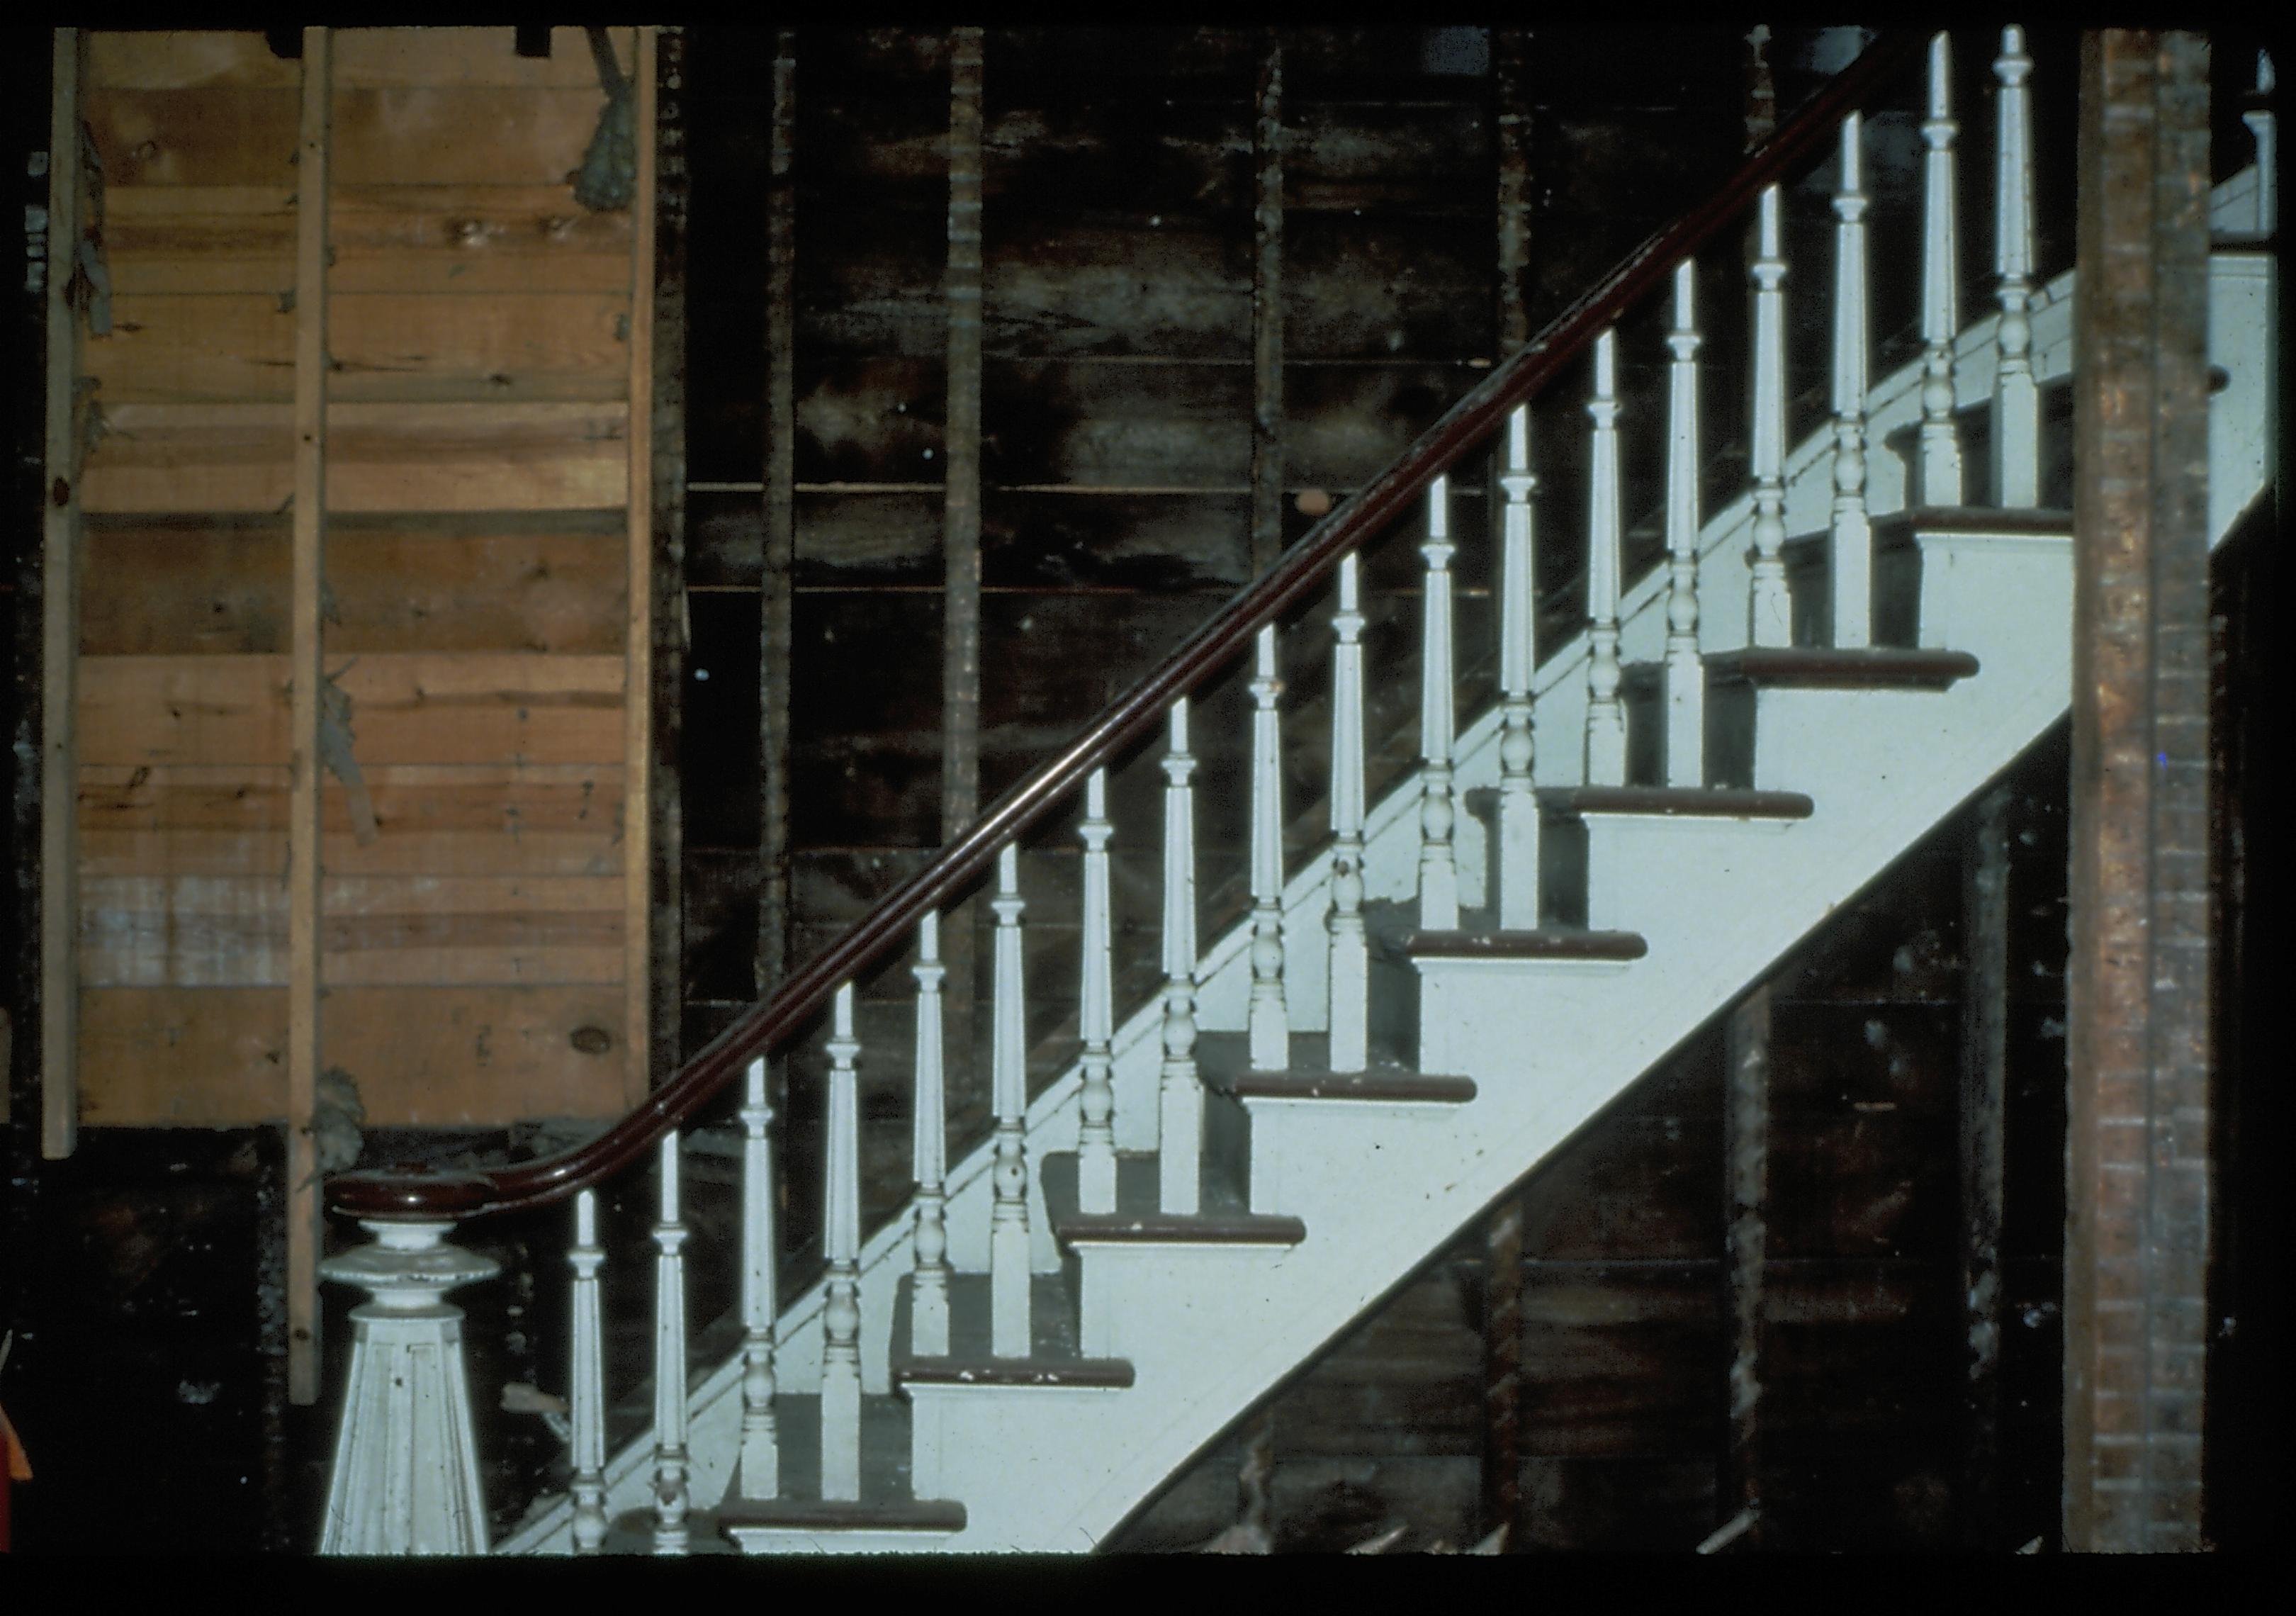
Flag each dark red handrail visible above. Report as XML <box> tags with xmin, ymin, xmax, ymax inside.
<box><xmin>330</xmin><ymin>28</ymin><xmax>1924</xmax><ymax>1223</ymax></box>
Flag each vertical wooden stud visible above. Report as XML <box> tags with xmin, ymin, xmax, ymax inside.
<box><xmin>286</xmin><ymin>24</ymin><xmax>333</xmax><ymax>1408</ymax></box>
<box><xmin>1959</xmin><ymin>786</ymin><xmax>2009</xmax><ymax>1544</ymax></box>
<box><xmin>625</xmin><ymin>26</ymin><xmax>659</xmax><ymax>1104</ymax></box>
<box><xmin>650</xmin><ymin>27</ymin><xmax>686</xmax><ymax>1080</ymax></box>
<box><xmin>38</xmin><ymin>28</ymin><xmax>81</xmax><ymax>1162</ymax></box>
<box><xmin>1494</xmin><ymin>28</ymin><xmax>1533</xmax><ymax>355</ymax></box>
<box><xmin>760</xmin><ymin>29</ymin><xmax>797</xmax><ymax>1000</ymax></box>
<box><xmin>942</xmin><ymin>28</ymin><xmax>986</xmax><ymax>1089</ymax></box>
<box><xmin>1720</xmin><ymin>984</ymin><xmax>1770</xmax><ymax>1547</ymax></box>
<box><xmin>1251</xmin><ymin>32</ymin><xmax>1285</xmax><ymax>578</ymax></box>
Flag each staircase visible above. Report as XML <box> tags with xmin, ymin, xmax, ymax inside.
<box><xmin>314</xmin><ymin>30</ymin><xmax>2278</xmax><ymax>1554</ymax></box>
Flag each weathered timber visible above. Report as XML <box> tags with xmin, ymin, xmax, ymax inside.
<box><xmin>1251</xmin><ymin>33</ymin><xmax>1284</xmax><ymax>578</ymax></box>
<box><xmin>626</xmin><ymin>25</ymin><xmax>660</xmax><ymax>1106</ymax></box>
<box><xmin>1721</xmin><ymin>984</ymin><xmax>1769</xmax><ymax>1542</ymax></box>
<box><xmin>1959</xmin><ymin>785</ymin><xmax>2009</xmax><ymax>1544</ymax></box>
<box><xmin>760</xmin><ymin>30</ymin><xmax>797</xmax><ymax>998</ymax></box>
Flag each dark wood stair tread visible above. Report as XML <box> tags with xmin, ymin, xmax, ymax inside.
<box><xmin>1401</xmin><ymin>927</ymin><xmax>1648</xmax><ymax>961</ymax></box>
<box><xmin>1193</xmin><ymin>1030</ymin><xmax>1471</xmax><ymax>1104</ymax></box>
<box><xmin>1050</xmin><ymin>1206</ymin><xmax>1307</xmax><ymax>1245</ymax></box>
<box><xmin>715</xmin><ymin>1496</ymin><xmax>968</xmax><ymax>1533</ymax></box>
<box><xmin>892</xmin><ymin>1355</ymin><xmax>1136</xmax><ymax>1389</ymax></box>
<box><xmin>1869</xmin><ymin>505</ymin><xmax>2073</xmax><ymax>539</ymax></box>
<box><xmin>1535</xmin><ymin>785</ymin><xmax>1813</xmax><ymax>819</ymax></box>
<box><xmin>1704</xmin><ymin>646</ymin><xmax>1979</xmax><ymax>688</ymax></box>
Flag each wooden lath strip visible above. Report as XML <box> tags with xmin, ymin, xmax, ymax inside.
<box><xmin>623</xmin><ymin>26</ymin><xmax>657</xmax><ymax>1107</ymax></box>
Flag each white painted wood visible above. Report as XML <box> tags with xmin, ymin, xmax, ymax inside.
<box><xmin>1992</xmin><ymin>26</ymin><xmax>2039</xmax><ymax>508</ymax></box>
<box><xmin>2244</xmin><ymin>52</ymin><xmax>2277</xmax><ymax>237</ymax></box>
<box><xmin>1918</xmin><ymin>33</ymin><xmax>1965</xmax><ymax>507</ymax></box>
<box><xmin>822</xmin><ymin>984</ymin><xmax>863</xmax><ymax>1498</ymax></box>
<box><xmin>991</xmin><ymin>843</ymin><xmax>1035</xmax><ymax>1352</ymax></box>
<box><xmin>1076</xmin><ymin>775</ymin><xmax>1120</xmax><ymax>1206</ymax></box>
<box><xmin>568</xmin><ymin>1191</ymin><xmax>608</xmax><ymax>1552</ymax></box>
<box><xmin>1247</xmin><ymin>634</ymin><xmax>1294</xmax><ymax>1067</ymax></box>
<box><xmin>1584</xmin><ymin>329</ymin><xmax>1627</xmax><ymax>782</ymax></box>
<box><xmin>1327</xmin><ymin>556</ymin><xmax>1370</xmax><ymax>1070</ymax></box>
<box><xmin>1748</xmin><ymin>184</ymin><xmax>1792</xmax><ymax>645</ymax></box>
<box><xmin>911</xmin><ymin>914</ymin><xmax>953</xmax><ymax>1352</ymax></box>
<box><xmin>651</xmin><ymin>1133</ymin><xmax>691</xmax><ymax>1552</ymax></box>
<box><xmin>734</xmin><ymin>1059</ymin><xmax>781</xmax><ymax>1501</ymax></box>
<box><xmin>1159</xmin><ymin>702</ymin><xmax>1205</xmax><ymax>1208</ymax></box>
<box><xmin>1830</xmin><ymin>111</ymin><xmax>1873</xmax><ymax>646</ymax></box>
<box><xmin>318</xmin><ymin>1222</ymin><xmax>498</xmax><ymax>1554</ymax></box>
<box><xmin>1663</xmin><ymin>261</ymin><xmax>1706</xmax><ymax>787</ymax></box>
<box><xmin>1416</xmin><ymin>483</ymin><xmax>1462</xmax><ymax>930</ymax></box>
<box><xmin>1495</xmin><ymin>405</ymin><xmax>1541</xmax><ymax>926</ymax></box>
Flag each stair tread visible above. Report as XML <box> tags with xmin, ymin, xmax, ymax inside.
<box><xmin>896</xmin><ymin>1356</ymin><xmax>1137</xmax><ymax>1388</ymax></box>
<box><xmin>888</xmin><ymin>1267</ymin><xmax>1139</xmax><ymax>1386</ymax></box>
<box><xmin>1042</xmin><ymin>1147</ymin><xmax>1305</xmax><ymax>1246</ymax></box>
<box><xmin>1193</xmin><ymin>1031</ymin><xmax>1475</xmax><ymax>1103</ymax></box>
<box><xmin>1704</xmin><ymin>646</ymin><xmax>1980</xmax><ymax>688</ymax></box>
<box><xmin>1868</xmin><ymin>504</ymin><xmax>2075</xmax><ymax>539</ymax></box>
<box><xmin>1400</xmin><ymin>919</ymin><xmax>1648</xmax><ymax>960</ymax></box>
<box><xmin>716</xmin><ymin>1496</ymin><xmax>967</xmax><ymax>1532</ymax></box>
<box><xmin>1532</xmin><ymin>785</ymin><xmax>1814</xmax><ymax>819</ymax></box>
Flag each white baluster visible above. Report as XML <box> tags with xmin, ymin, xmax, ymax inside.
<box><xmin>1992</xmin><ymin>26</ymin><xmax>2039</xmax><ymax>509</ymax></box>
<box><xmin>735</xmin><ymin>1057</ymin><xmax>780</xmax><ymax>1500</ymax></box>
<box><xmin>1585</xmin><ymin>329</ymin><xmax>1627</xmax><ymax>783</ymax></box>
<box><xmin>1748</xmin><ymin>184</ymin><xmax>1791</xmax><ymax>646</ymax></box>
<box><xmin>1327</xmin><ymin>556</ymin><xmax>1369</xmax><ymax>1072</ymax></box>
<box><xmin>1417</xmin><ymin>481</ymin><xmax>1461</xmax><ymax>931</ymax></box>
<box><xmin>1663</xmin><ymin>261</ymin><xmax>1706</xmax><ymax>788</ymax></box>
<box><xmin>1247</xmin><ymin>632</ymin><xmax>1293</xmax><ymax>1068</ymax></box>
<box><xmin>1076</xmin><ymin>776</ymin><xmax>1120</xmax><ymax>1209</ymax></box>
<box><xmin>1918</xmin><ymin>33</ymin><xmax>1964</xmax><ymax>507</ymax></box>
<box><xmin>1159</xmin><ymin>702</ymin><xmax>1204</xmax><ymax>1210</ymax></box>
<box><xmin>911</xmin><ymin>913</ymin><xmax>952</xmax><ymax>1353</ymax></box>
<box><xmin>2245</xmin><ymin>51</ymin><xmax>2278</xmax><ymax>237</ymax></box>
<box><xmin>1830</xmin><ymin>111</ymin><xmax>1873</xmax><ymax>647</ymax></box>
<box><xmin>568</xmin><ymin>1190</ymin><xmax>607</xmax><ymax>1554</ymax></box>
<box><xmin>651</xmin><ymin>1133</ymin><xmax>690</xmax><ymax>1552</ymax></box>
<box><xmin>821</xmin><ymin>983</ymin><xmax>862</xmax><ymax>1498</ymax></box>
<box><xmin>990</xmin><ymin>844</ymin><xmax>1033</xmax><ymax>1354</ymax></box>
<box><xmin>1495</xmin><ymin>406</ymin><xmax>1541</xmax><ymax>928</ymax></box>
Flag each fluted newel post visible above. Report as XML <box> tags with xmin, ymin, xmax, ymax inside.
<box><xmin>2246</xmin><ymin>52</ymin><xmax>2278</xmax><ymax>237</ymax></box>
<box><xmin>1748</xmin><ymin>184</ymin><xmax>1792</xmax><ymax>646</ymax></box>
<box><xmin>911</xmin><ymin>913</ymin><xmax>952</xmax><ymax>1351</ymax></box>
<box><xmin>734</xmin><ymin>1059</ymin><xmax>780</xmax><ymax>1502</ymax></box>
<box><xmin>650</xmin><ymin>1133</ymin><xmax>691</xmax><ymax>1552</ymax></box>
<box><xmin>568</xmin><ymin>1192</ymin><xmax>608</xmax><ymax>1553</ymax></box>
<box><xmin>1327</xmin><ymin>555</ymin><xmax>1369</xmax><ymax>1072</ymax></box>
<box><xmin>821</xmin><ymin>983</ymin><xmax>863</xmax><ymax>1498</ymax></box>
<box><xmin>1584</xmin><ymin>329</ymin><xmax>1627</xmax><ymax>784</ymax></box>
<box><xmin>1495</xmin><ymin>405</ymin><xmax>1541</xmax><ymax>928</ymax></box>
<box><xmin>1247</xmin><ymin>632</ymin><xmax>1293</xmax><ymax>1068</ymax></box>
<box><xmin>1991</xmin><ymin>26</ymin><xmax>2039</xmax><ymax>509</ymax></box>
<box><xmin>1076</xmin><ymin>775</ymin><xmax>1120</xmax><ymax>1209</ymax></box>
<box><xmin>1159</xmin><ymin>702</ymin><xmax>1205</xmax><ymax>1211</ymax></box>
<box><xmin>1828</xmin><ymin>113</ymin><xmax>1874</xmax><ymax>647</ymax></box>
<box><xmin>1918</xmin><ymin>33</ymin><xmax>1965</xmax><ymax>507</ymax></box>
<box><xmin>989</xmin><ymin>844</ymin><xmax>1034</xmax><ymax>1354</ymax></box>
<box><xmin>1417</xmin><ymin>481</ymin><xmax>1461</xmax><ymax>931</ymax></box>
<box><xmin>1663</xmin><ymin>261</ymin><xmax>1706</xmax><ymax>788</ymax></box>
<box><xmin>317</xmin><ymin>1221</ymin><xmax>498</xmax><ymax>1554</ymax></box>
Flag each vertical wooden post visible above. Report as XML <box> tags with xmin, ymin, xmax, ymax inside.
<box><xmin>943</xmin><ymin>28</ymin><xmax>986</xmax><ymax>1080</ymax></box>
<box><xmin>1917</xmin><ymin>33</ymin><xmax>1966</xmax><ymax>508</ymax></box>
<box><xmin>648</xmin><ymin>27</ymin><xmax>685</xmax><ymax>1082</ymax></box>
<box><xmin>286</xmin><ymin>25</ymin><xmax>333</xmax><ymax>1408</ymax></box>
<box><xmin>1828</xmin><ymin>112</ymin><xmax>1872</xmax><ymax>647</ymax></box>
<box><xmin>1719</xmin><ymin>984</ymin><xmax>1769</xmax><ymax>1546</ymax></box>
<box><xmin>626</xmin><ymin>27</ymin><xmax>659</xmax><ymax>1106</ymax></box>
<box><xmin>2065</xmin><ymin>28</ymin><xmax>2215</xmax><ymax>1554</ymax></box>
<box><xmin>760</xmin><ymin>28</ymin><xmax>797</xmax><ymax>1001</ymax></box>
<box><xmin>1582</xmin><ymin>330</ymin><xmax>1626</xmax><ymax>785</ymax></box>
<box><xmin>1992</xmin><ymin>29</ymin><xmax>2041</xmax><ymax>510</ymax></box>
<box><xmin>38</xmin><ymin>28</ymin><xmax>81</xmax><ymax>1162</ymax></box>
<box><xmin>1959</xmin><ymin>784</ymin><xmax>2010</xmax><ymax>1546</ymax></box>
<box><xmin>1251</xmin><ymin>32</ymin><xmax>1284</xmax><ymax>578</ymax></box>
<box><xmin>1494</xmin><ymin>28</ymin><xmax>1532</xmax><ymax>354</ymax></box>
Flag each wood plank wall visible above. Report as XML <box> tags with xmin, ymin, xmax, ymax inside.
<box><xmin>69</xmin><ymin>28</ymin><xmax>653</xmax><ymax>1128</ymax></box>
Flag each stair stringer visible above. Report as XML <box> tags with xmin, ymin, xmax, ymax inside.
<box><xmin>497</xmin><ymin>178</ymin><xmax>2269</xmax><ymax>1554</ymax></box>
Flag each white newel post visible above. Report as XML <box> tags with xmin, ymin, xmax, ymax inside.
<box><xmin>1918</xmin><ymin>33</ymin><xmax>1964</xmax><ymax>507</ymax></box>
<box><xmin>1663</xmin><ymin>260</ymin><xmax>1706</xmax><ymax>787</ymax></box>
<box><xmin>1077</xmin><ymin>775</ymin><xmax>1122</xmax><ymax>1208</ymax></box>
<box><xmin>1159</xmin><ymin>702</ymin><xmax>1205</xmax><ymax>1209</ymax></box>
<box><xmin>822</xmin><ymin>983</ymin><xmax>863</xmax><ymax>1498</ymax></box>
<box><xmin>1585</xmin><ymin>328</ymin><xmax>1627</xmax><ymax>785</ymax></box>
<box><xmin>568</xmin><ymin>1191</ymin><xmax>608</xmax><ymax>1553</ymax></box>
<box><xmin>651</xmin><ymin>1133</ymin><xmax>691</xmax><ymax>1553</ymax></box>
<box><xmin>1747</xmin><ymin>184</ymin><xmax>1791</xmax><ymax>647</ymax></box>
<box><xmin>1991</xmin><ymin>26</ymin><xmax>2039</xmax><ymax>509</ymax></box>
<box><xmin>1249</xmin><ymin>631</ymin><xmax>1294</xmax><ymax>1068</ymax></box>
<box><xmin>317</xmin><ymin>1220</ymin><xmax>498</xmax><ymax>1555</ymax></box>
<box><xmin>735</xmin><ymin>1057</ymin><xmax>780</xmax><ymax>1501</ymax></box>
<box><xmin>990</xmin><ymin>843</ymin><xmax>1035</xmax><ymax>1352</ymax></box>
<box><xmin>911</xmin><ymin>912</ymin><xmax>954</xmax><ymax>1352</ymax></box>
<box><xmin>1495</xmin><ymin>405</ymin><xmax>1541</xmax><ymax>927</ymax></box>
<box><xmin>1829</xmin><ymin>111</ymin><xmax>1872</xmax><ymax>647</ymax></box>
<box><xmin>1327</xmin><ymin>555</ymin><xmax>1369</xmax><ymax>1071</ymax></box>
<box><xmin>1417</xmin><ymin>481</ymin><xmax>1462</xmax><ymax>931</ymax></box>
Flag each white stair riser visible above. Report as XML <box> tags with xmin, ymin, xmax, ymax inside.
<box><xmin>1067</xmin><ymin>1242</ymin><xmax>1295</xmax><ymax>1359</ymax></box>
<box><xmin>1577</xmin><ymin>816</ymin><xmax>1801</xmax><ymax>933</ymax></box>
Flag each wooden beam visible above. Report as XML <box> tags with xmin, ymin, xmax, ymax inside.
<box><xmin>2065</xmin><ymin>28</ymin><xmax>2215</xmax><ymax>1553</ymax></box>
<box><xmin>40</xmin><ymin>28</ymin><xmax>84</xmax><ymax>1160</ymax></box>
<box><xmin>648</xmin><ymin>26</ymin><xmax>685</xmax><ymax>1082</ymax></box>
<box><xmin>626</xmin><ymin>26</ymin><xmax>658</xmax><ymax>1106</ymax></box>
<box><xmin>942</xmin><ymin>28</ymin><xmax>986</xmax><ymax>1075</ymax></box>
<box><xmin>1249</xmin><ymin>32</ymin><xmax>1284</xmax><ymax>578</ymax></box>
<box><xmin>1493</xmin><ymin>28</ymin><xmax>1531</xmax><ymax>354</ymax></box>
<box><xmin>286</xmin><ymin>23</ymin><xmax>332</xmax><ymax>1405</ymax></box>
<box><xmin>1720</xmin><ymin>982</ymin><xmax>1769</xmax><ymax>1544</ymax></box>
<box><xmin>1959</xmin><ymin>782</ymin><xmax>2010</xmax><ymax>1544</ymax></box>
<box><xmin>760</xmin><ymin>28</ymin><xmax>797</xmax><ymax>997</ymax></box>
